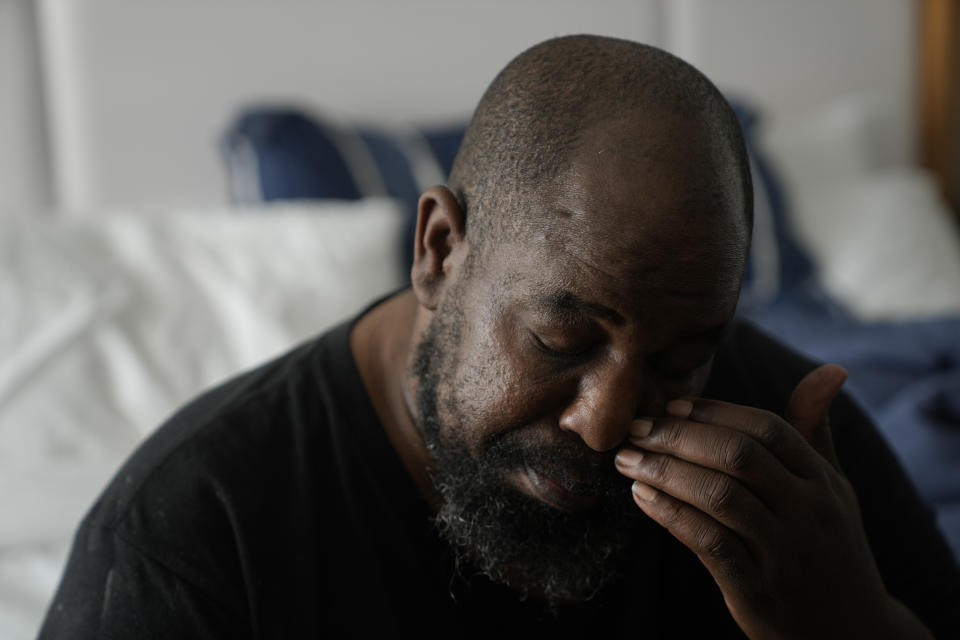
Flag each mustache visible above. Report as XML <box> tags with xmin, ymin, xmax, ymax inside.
<box><xmin>482</xmin><ymin>428</ymin><xmax>626</xmax><ymax>498</ymax></box>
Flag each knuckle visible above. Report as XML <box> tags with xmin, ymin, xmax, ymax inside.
<box><xmin>753</xmin><ymin>412</ymin><xmax>786</xmax><ymax>448</ymax></box>
<box><xmin>718</xmin><ymin>436</ymin><xmax>755</xmax><ymax>474</ymax></box>
<box><xmin>659</xmin><ymin>497</ymin><xmax>686</xmax><ymax>529</ymax></box>
<box><xmin>696</xmin><ymin>526</ymin><xmax>731</xmax><ymax>561</ymax></box>
<box><xmin>658</xmin><ymin>420</ymin><xmax>687</xmax><ymax>450</ymax></box>
<box><xmin>645</xmin><ymin>453</ymin><xmax>672</xmax><ymax>484</ymax></box>
<box><xmin>703</xmin><ymin>479</ymin><xmax>736</xmax><ymax>517</ymax></box>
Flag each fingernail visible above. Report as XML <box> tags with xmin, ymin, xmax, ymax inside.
<box><xmin>632</xmin><ymin>481</ymin><xmax>657</xmax><ymax>501</ymax></box>
<box><xmin>615</xmin><ymin>448</ymin><xmax>643</xmax><ymax>468</ymax></box>
<box><xmin>630</xmin><ymin>419</ymin><xmax>653</xmax><ymax>439</ymax></box>
<box><xmin>666</xmin><ymin>398</ymin><xmax>693</xmax><ymax>418</ymax></box>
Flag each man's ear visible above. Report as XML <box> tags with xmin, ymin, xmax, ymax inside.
<box><xmin>410</xmin><ymin>185</ymin><xmax>469</xmax><ymax>310</ymax></box>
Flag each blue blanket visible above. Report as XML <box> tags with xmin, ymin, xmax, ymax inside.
<box><xmin>746</xmin><ymin>289</ymin><xmax>960</xmax><ymax>558</ymax></box>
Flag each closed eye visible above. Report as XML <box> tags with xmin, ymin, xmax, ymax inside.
<box><xmin>529</xmin><ymin>331</ymin><xmax>596</xmax><ymax>360</ymax></box>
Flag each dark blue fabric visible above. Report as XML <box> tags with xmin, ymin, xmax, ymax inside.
<box><xmin>730</xmin><ymin>100</ymin><xmax>815</xmax><ymax>298</ymax></box>
<box><xmin>745</xmin><ymin>296</ymin><xmax>960</xmax><ymax>558</ymax></box>
<box><xmin>422</xmin><ymin>126</ymin><xmax>466</xmax><ymax>177</ymax></box>
<box><xmin>353</xmin><ymin>130</ymin><xmax>426</xmax><ymax>274</ymax></box>
<box><xmin>223</xmin><ymin>110</ymin><xmax>363</xmax><ymax>200</ymax></box>
<box><xmin>223</xmin><ymin>109</ymin><xmax>466</xmax><ymax>211</ymax></box>
<box><xmin>221</xmin><ymin>102</ymin><xmax>809</xmax><ymax>303</ymax></box>
<box><xmin>357</xmin><ymin>130</ymin><xmax>422</xmax><ymax>206</ymax></box>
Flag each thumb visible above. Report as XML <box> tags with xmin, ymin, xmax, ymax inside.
<box><xmin>785</xmin><ymin>364</ymin><xmax>848</xmax><ymax>469</ymax></box>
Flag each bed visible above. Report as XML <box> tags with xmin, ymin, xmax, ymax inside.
<box><xmin>3</xmin><ymin>2</ymin><xmax>960</xmax><ymax>637</ymax></box>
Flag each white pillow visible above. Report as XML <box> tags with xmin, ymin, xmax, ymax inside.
<box><xmin>0</xmin><ymin>198</ymin><xmax>407</xmax><ymax>543</ymax></box>
<box><xmin>799</xmin><ymin>169</ymin><xmax>960</xmax><ymax>320</ymax></box>
<box><xmin>758</xmin><ymin>96</ymin><xmax>960</xmax><ymax>320</ymax></box>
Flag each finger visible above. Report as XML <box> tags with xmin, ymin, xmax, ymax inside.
<box><xmin>785</xmin><ymin>364</ymin><xmax>847</xmax><ymax>470</ymax></box>
<box><xmin>626</xmin><ymin>418</ymin><xmax>802</xmax><ymax>511</ymax></box>
<box><xmin>627</xmin><ymin>478</ymin><xmax>757</xmax><ymax>589</ymax></box>
<box><xmin>662</xmin><ymin>397</ymin><xmax>822</xmax><ymax>479</ymax></box>
<box><xmin>615</xmin><ymin>448</ymin><xmax>776</xmax><ymax>545</ymax></box>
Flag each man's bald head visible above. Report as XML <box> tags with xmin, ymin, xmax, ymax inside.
<box><xmin>406</xmin><ymin>36</ymin><xmax>756</xmax><ymax>605</ymax></box>
<box><xmin>448</xmin><ymin>35</ymin><xmax>753</xmax><ymax>254</ymax></box>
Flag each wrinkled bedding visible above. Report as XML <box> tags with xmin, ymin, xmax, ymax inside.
<box><xmin>0</xmin><ymin>201</ymin><xmax>407</xmax><ymax>638</ymax></box>
<box><xmin>747</xmin><ymin>293</ymin><xmax>960</xmax><ymax>556</ymax></box>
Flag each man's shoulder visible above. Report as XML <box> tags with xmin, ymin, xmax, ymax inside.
<box><xmin>81</xmin><ymin>319</ymin><xmax>361</xmax><ymax>554</ymax></box>
<box><xmin>47</xmin><ymin>309</ymin><xmax>433</xmax><ymax>634</ymax></box>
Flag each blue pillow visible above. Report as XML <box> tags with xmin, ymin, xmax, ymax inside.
<box><xmin>221</xmin><ymin>102</ymin><xmax>813</xmax><ymax>299</ymax></box>
<box><xmin>223</xmin><ymin>110</ymin><xmax>364</xmax><ymax>202</ymax></box>
<box><xmin>222</xmin><ymin>108</ymin><xmax>461</xmax><ymax>273</ymax></box>
<box><xmin>730</xmin><ymin>100</ymin><xmax>815</xmax><ymax>310</ymax></box>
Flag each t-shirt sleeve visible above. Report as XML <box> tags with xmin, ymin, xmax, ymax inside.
<box><xmin>38</xmin><ymin>522</ymin><xmax>246</xmax><ymax>640</ymax></box>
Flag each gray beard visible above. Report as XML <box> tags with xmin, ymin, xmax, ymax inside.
<box><xmin>411</xmin><ymin>313</ymin><xmax>649</xmax><ymax>608</ymax></box>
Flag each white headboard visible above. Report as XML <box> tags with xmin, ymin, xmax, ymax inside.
<box><xmin>21</xmin><ymin>0</ymin><xmax>916</xmax><ymax>212</ymax></box>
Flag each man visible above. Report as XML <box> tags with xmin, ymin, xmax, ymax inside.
<box><xmin>40</xmin><ymin>36</ymin><xmax>959</xmax><ymax>638</ymax></box>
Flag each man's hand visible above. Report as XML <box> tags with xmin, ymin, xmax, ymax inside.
<box><xmin>614</xmin><ymin>364</ymin><xmax>932</xmax><ymax>639</ymax></box>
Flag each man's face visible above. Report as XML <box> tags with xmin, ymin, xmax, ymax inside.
<box><xmin>413</xmin><ymin>115</ymin><xmax>749</xmax><ymax>605</ymax></box>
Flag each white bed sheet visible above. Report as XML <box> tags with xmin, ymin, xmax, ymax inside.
<box><xmin>0</xmin><ymin>199</ymin><xmax>407</xmax><ymax>638</ymax></box>
<box><xmin>761</xmin><ymin>97</ymin><xmax>960</xmax><ymax>320</ymax></box>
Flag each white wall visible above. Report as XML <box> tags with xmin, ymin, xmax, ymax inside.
<box><xmin>668</xmin><ymin>0</ymin><xmax>915</xmax><ymax>166</ymax></box>
<box><xmin>0</xmin><ymin>0</ymin><xmax>918</xmax><ymax>213</ymax></box>
<box><xmin>0</xmin><ymin>0</ymin><xmax>51</xmax><ymax>215</ymax></box>
<box><xmin>37</xmin><ymin>0</ymin><xmax>665</xmax><ymax>211</ymax></box>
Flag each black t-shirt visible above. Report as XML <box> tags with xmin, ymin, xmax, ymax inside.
<box><xmin>38</xmin><ymin>311</ymin><xmax>960</xmax><ymax>639</ymax></box>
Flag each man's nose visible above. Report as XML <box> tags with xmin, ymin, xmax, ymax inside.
<box><xmin>556</xmin><ymin>364</ymin><xmax>648</xmax><ymax>452</ymax></box>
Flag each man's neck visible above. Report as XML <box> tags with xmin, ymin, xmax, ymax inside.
<box><xmin>349</xmin><ymin>289</ymin><xmax>439</xmax><ymax>507</ymax></box>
